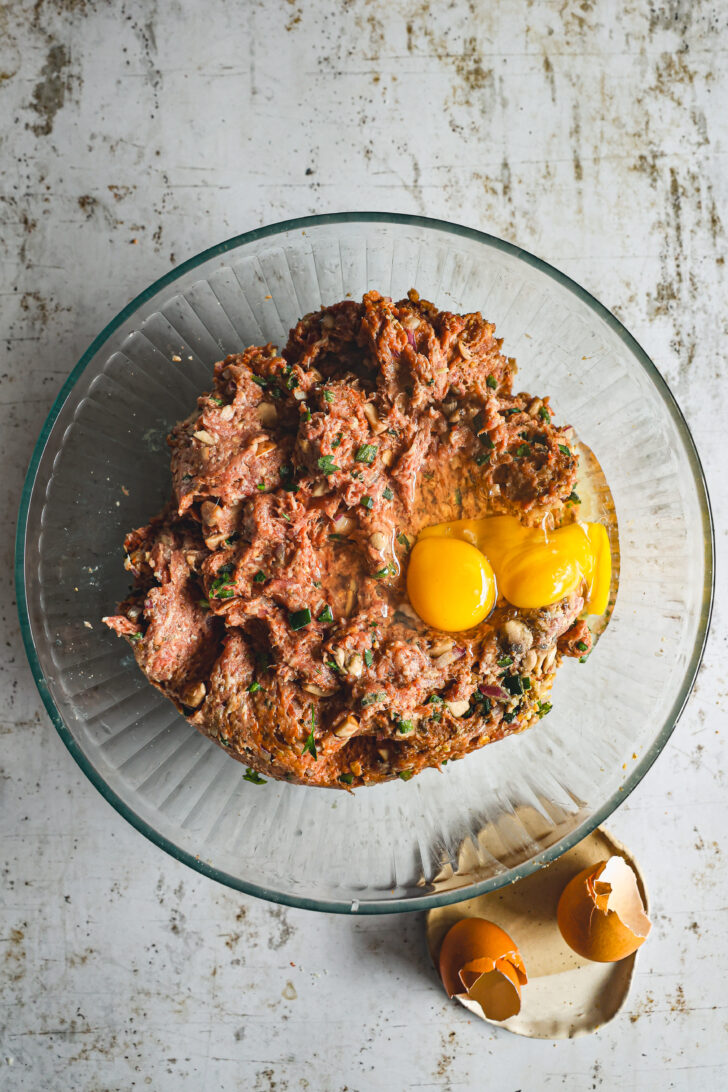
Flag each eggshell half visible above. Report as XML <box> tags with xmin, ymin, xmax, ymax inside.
<box><xmin>426</xmin><ymin>826</ymin><xmax>648</xmax><ymax>1039</ymax></box>
<box><xmin>557</xmin><ymin>857</ymin><xmax>651</xmax><ymax>962</ymax></box>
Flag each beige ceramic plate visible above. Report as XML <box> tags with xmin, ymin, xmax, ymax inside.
<box><xmin>426</xmin><ymin>826</ymin><xmax>647</xmax><ymax>1039</ymax></box>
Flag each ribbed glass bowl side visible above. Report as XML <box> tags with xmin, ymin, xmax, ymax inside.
<box><xmin>16</xmin><ymin>214</ymin><xmax>714</xmax><ymax>913</ymax></box>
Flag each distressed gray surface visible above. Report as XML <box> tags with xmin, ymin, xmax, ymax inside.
<box><xmin>1</xmin><ymin>1</ymin><xmax>726</xmax><ymax>1089</ymax></box>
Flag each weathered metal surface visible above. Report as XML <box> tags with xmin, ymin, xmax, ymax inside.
<box><xmin>1</xmin><ymin>1</ymin><xmax>726</xmax><ymax>1088</ymax></box>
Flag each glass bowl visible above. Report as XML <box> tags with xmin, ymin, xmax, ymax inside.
<box><xmin>16</xmin><ymin>214</ymin><xmax>714</xmax><ymax>913</ymax></box>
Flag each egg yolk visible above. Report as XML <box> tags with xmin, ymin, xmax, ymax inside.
<box><xmin>406</xmin><ymin>536</ymin><xmax>497</xmax><ymax>632</ymax></box>
<box><xmin>414</xmin><ymin>514</ymin><xmax>610</xmax><ymax>621</ymax></box>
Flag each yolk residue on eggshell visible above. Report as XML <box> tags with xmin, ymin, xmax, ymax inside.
<box><xmin>438</xmin><ymin>917</ymin><xmax>528</xmax><ymax>1022</ymax></box>
<box><xmin>557</xmin><ymin>856</ymin><xmax>652</xmax><ymax>963</ymax></box>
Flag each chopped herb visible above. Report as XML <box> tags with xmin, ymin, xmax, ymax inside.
<box><xmin>285</xmin><ymin>373</ymin><xmax>298</xmax><ymax>390</ymax></box>
<box><xmin>474</xmin><ymin>452</ymin><xmax>490</xmax><ymax>466</ymax></box>
<box><xmin>323</xmin><ymin>389</ymin><xmax>334</xmax><ymax>403</ymax></box>
<box><xmin>328</xmin><ymin>533</ymin><xmax>345</xmax><ymax>541</ymax></box>
<box><xmin>496</xmin><ymin>655</ymin><xmax>513</xmax><ymax>668</ymax></box>
<box><xmin>270</xmin><ymin>386</ymin><xmax>282</xmax><ymax>400</ymax></box>
<box><xmin>426</xmin><ymin>694</ymin><xmax>444</xmax><ymax>705</ymax></box>
<box><xmin>396</xmin><ymin>532</ymin><xmax>410</xmax><ymax>552</ymax></box>
<box><xmin>339</xmin><ymin>772</ymin><xmax>354</xmax><ymax>785</ymax></box>
<box><xmin>537</xmin><ymin>701</ymin><xmax>552</xmax><ymax>718</ymax></box>
<box><xmin>576</xmin><ymin>640</ymin><xmax>588</xmax><ymax>652</ymax></box>
<box><xmin>361</xmin><ymin>691</ymin><xmax>385</xmax><ymax>708</ymax></box>
<box><xmin>503</xmin><ymin>710</ymin><xmax>518</xmax><ymax>724</ymax></box>
<box><xmin>387</xmin><ymin>427</ymin><xmax>399</xmax><ymax>438</ymax></box>
<box><xmin>317</xmin><ymin>604</ymin><xmax>333</xmax><ymax>623</ymax></box>
<box><xmin>318</xmin><ymin>454</ymin><xmax>340</xmax><ymax>475</ymax></box>
<box><xmin>332</xmin><ymin>432</ymin><xmax>342</xmax><ymax>448</ymax></box>
<box><xmin>486</xmin><ymin>374</ymin><xmax>497</xmax><ymax>389</ymax></box>
<box><xmin>256</xmin><ymin>481</ymin><xmax>266</xmax><ymax>491</ymax></box>
<box><xmin>364</xmin><ymin>649</ymin><xmax>373</xmax><ymax>668</ymax></box>
<box><xmin>209</xmin><ymin>395</ymin><xmax>224</xmax><ymax>406</ymax></box>
<box><xmin>282</xmin><ymin>481</ymin><xmax>299</xmax><ymax>493</ymax></box>
<box><xmin>515</xmin><ymin>443</ymin><xmax>530</xmax><ymax>457</ymax></box>
<box><xmin>398</xmin><ymin>769</ymin><xmax>414</xmax><ymax>781</ymax></box>
<box><xmin>302</xmin><ymin>727</ymin><xmax>318</xmax><ymax>760</ymax></box>
<box><xmin>382</xmin><ymin>486</ymin><xmax>394</xmax><ymax>500</ymax></box>
<box><xmin>251</xmin><ymin>375</ymin><xmax>267</xmax><ymax>387</ymax></box>
<box><xmin>558</xmin><ymin>443</ymin><xmax>571</xmax><ymax>457</ymax></box>
<box><xmin>430</xmin><ymin>712</ymin><xmax>442</xmax><ymax>722</ymax></box>
<box><xmin>538</xmin><ymin>406</ymin><xmax>551</xmax><ymax>423</ymax></box>
<box><xmin>373</xmin><ymin>565</ymin><xmax>393</xmax><ymax>579</ymax></box>
<box><xmin>288</xmin><ymin>607</ymin><xmax>312</xmax><ymax>631</ymax></box>
<box><xmin>455</xmin><ymin>487</ymin><xmax>462</xmax><ymax>506</ymax></box>
<box><xmin>182</xmin><ymin>473</ymin><xmax>193</xmax><ymax>481</ymax></box>
<box><xmin>502</xmin><ymin>674</ymin><xmax>525</xmax><ymax>696</ymax></box>
<box><xmin>503</xmin><ymin>407</ymin><xmax>520</xmax><ymax>416</ymax></box>
<box><xmin>354</xmin><ymin>444</ymin><xmax>378</xmax><ymax>465</ymax></box>
<box><xmin>303</xmin><ymin>408</ymin><xmax>312</xmax><ymax>422</ymax></box>
<box><xmin>567</xmin><ymin>491</ymin><xmax>581</xmax><ymax>504</ymax></box>
<box><xmin>247</xmin><ymin>681</ymin><xmax>261</xmax><ymax>693</ymax></box>
<box><xmin>579</xmin><ymin>654</ymin><xmax>590</xmax><ymax>663</ymax></box>
<box><xmin>243</xmin><ymin>768</ymin><xmax>266</xmax><ymax>784</ymax></box>
<box><xmin>209</xmin><ymin>565</ymin><xmax>235</xmax><ymax>599</ymax></box>
<box><xmin>522</xmin><ymin>676</ymin><xmax>531</xmax><ymax>691</ymax></box>
<box><xmin>396</xmin><ymin>719</ymin><xmax>415</xmax><ymax>735</ymax></box>
<box><xmin>225</xmin><ymin>532</ymin><xmax>240</xmax><ymax>546</ymax></box>
<box><xmin>130</xmin><ymin>632</ymin><xmax>143</xmax><ymax>642</ymax></box>
<box><xmin>361</xmin><ymin>495</ymin><xmax>374</xmax><ymax>509</ymax></box>
<box><xmin>350</xmin><ymin>469</ymin><xmax>363</xmax><ymax>480</ymax></box>
<box><xmin>326</xmin><ymin>658</ymin><xmax>342</xmax><ymax>673</ymax></box>
<box><xmin>475</xmin><ymin>694</ymin><xmax>492</xmax><ymax>715</ymax></box>
<box><xmin>281</xmin><ymin>512</ymin><xmax>291</xmax><ymax>522</ymax></box>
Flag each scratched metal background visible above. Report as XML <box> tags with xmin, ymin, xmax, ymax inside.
<box><xmin>1</xmin><ymin>1</ymin><xmax>727</xmax><ymax>1089</ymax></box>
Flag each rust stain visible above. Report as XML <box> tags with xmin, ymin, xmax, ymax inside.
<box><xmin>28</xmin><ymin>42</ymin><xmax>71</xmax><ymax>136</ymax></box>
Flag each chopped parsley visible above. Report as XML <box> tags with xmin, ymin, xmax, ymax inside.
<box><xmin>209</xmin><ymin>565</ymin><xmax>235</xmax><ymax>599</ymax></box>
<box><xmin>395</xmin><ymin>717</ymin><xmax>414</xmax><ymax>735</ymax></box>
<box><xmin>130</xmin><ymin>632</ymin><xmax>143</xmax><ymax>642</ymax></box>
<box><xmin>486</xmin><ymin>374</ymin><xmax>497</xmax><ymax>389</ymax></box>
<box><xmin>474</xmin><ymin>693</ymin><xmax>492</xmax><ymax>715</ymax></box>
<box><xmin>302</xmin><ymin>727</ymin><xmax>318</xmax><ymax>760</ymax></box>
<box><xmin>247</xmin><ymin>681</ymin><xmax>261</xmax><ymax>693</ymax></box>
<box><xmin>253</xmin><ymin>570</ymin><xmax>266</xmax><ymax>583</ymax></box>
<box><xmin>282</xmin><ymin>481</ymin><xmax>299</xmax><ymax>493</ymax></box>
<box><xmin>502</xmin><ymin>710</ymin><xmax>518</xmax><ymax>724</ymax></box>
<box><xmin>323</xmin><ymin>389</ymin><xmax>335</xmax><ymax>403</ymax></box>
<box><xmin>361</xmin><ymin>691</ymin><xmax>385</xmax><ymax>708</ymax></box>
<box><xmin>398</xmin><ymin>769</ymin><xmax>414</xmax><ymax>781</ymax></box>
<box><xmin>558</xmin><ymin>443</ymin><xmax>571</xmax><ymax>457</ymax></box>
<box><xmin>364</xmin><ymin>649</ymin><xmax>373</xmax><ymax>668</ymax></box>
<box><xmin>382</xmin><ymin>486</ymin><xmax>394</xmax><ymax>501</ymax></box>
<box><xmin>567</xmin><ymin>491</ymin><xmax>581</xmax><ymax>504</ymax></box>
<box><xmin>576</xmin><ymin>639</ymin><xmax>588</xmax><ymax>652</ymax></box>
<box><xmin>537</xmin><ymin>701</ymin><xmax>552</xmax><ymax>718</ymax></box>
<box><xmin>243</xmin><ymin>768</ymin><xmax>266</xmax><ymax>784</ymax></box>
<box><xmin>318</xmin><ymin>455</ymin><xmax>340</xmax><ymax>475</ymax></box>
<box><xmin>538</xmin><ymin>405</ymin><xmax>551</xmax><ymax>423</ymax></box>
<box><xmin>288</xmin><ymin>607</ymin><xmax>312</xmax><ymax>631</ymax></box>
<box><xmin>426</xmin><ymin>694</ymin><xmax>444</xmax><ymax>705</ymax></box>
<box><xmin>251</xmin><ymin>375</ymin><xmax>267</xmax><ymax>387</ymax></box>
<box><xmin>327</xmin><ymin>658</ymin><xmax>343</xmax><ymax>673</ymax></box>
<box><xmin>332</xmin><ymin>433</ymin><xmax>342</xmax><ymax>448</ymax></box>
<box><xmin>354</xmin><ymin>443</ymin><xmax>378</xmax><ymax>464</ymax></box>
<box><xmin>269</xmin><ymin>386</ymin><xmax>282</xmax><ymax>400</ymax></box>
<box><xmin>455</xmin><ymin>487</ymin><xmax>462</xmax><ymax>507</ymax></box>
<box><xmin>317</xmin><ymin>604</ymin><xmax>333</xmax><ymax>623</ymax></box>
<box><xmin>373</xmin><ymin>565</ymin><xmax>394</xmax><ymax>579</ymax></box>
<box><xmin>209</xmin><ymin>395</ymin><xmax>224</xmax><ymax>406</ymax></box>
<box><xmin>396</xmin><ymin>532</ymin><xmax>410</xmax><ymax>552</ymax></box>
<box><xmin>515</xmin><ymin>443</ymin><xmax>530</xmax><ymax>457</ymax></box>
<box><xmin>339</xmin><ymin>772</ymin><xmax>354</xmax><ymax>785</ymax></box>
<box><xmin>579</xmin><ymin>654</ymin><xmax>590</xmax><ymax>664</ymax></box>
<box><xmin>474</xmin><ymin>452</ymin><xmax>490</xmax><ymax>466</ymax></box>
<box><xmin>502</xmin><ymin>673</ymin><xmax>526</xmax><ymax>696</ymax></box>
<box><xmin>496</xmin><ymin>655</ymin><xmax>513</xmax><ymax>668</ymax></box>
<box><xmin>302</xmin><ymin>408</ymin><xmax>312</xmax><ymax>422</ymax></box>
<box><xmin>182</xmin><ymin>473</ymin><xmax>193</xmax><ymax>481</ymax></box>
<box><xmin>361</xmin><ymin>495</ymin><xmax>374</xmax><ymax>509</ymax></box>
<box><xmin>286</xmin><ymin>373</ymin><xmax>298</xmax><ymax>390</ymax></box>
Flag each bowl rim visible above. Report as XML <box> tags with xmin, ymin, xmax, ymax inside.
<box><xmin>15</xmin><ymin>211</ymin><xmax>715</xmax><ymax>914</ymax></box>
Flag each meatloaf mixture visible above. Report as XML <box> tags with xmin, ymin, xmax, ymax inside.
<box><xmin>104</xmin><ymin>290</ymin><xmax>591</xmax><ymax>789</ymax></box>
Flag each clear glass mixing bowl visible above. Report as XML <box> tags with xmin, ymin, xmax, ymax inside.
<box><xmin>15</xmin><ymin>214</ymin><xmax>714</xmax><ymax>913</ymax></box>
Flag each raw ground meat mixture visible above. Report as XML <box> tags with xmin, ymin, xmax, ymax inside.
<box><xmin>104</xmin><ymin>290</ymin><xmax>592</xmax><ymax>789</ymax></box>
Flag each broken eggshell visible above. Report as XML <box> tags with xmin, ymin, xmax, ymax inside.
<box><xmin>438</xmin><ymin>918</ymin><xmax>528</xmax><ymax>1022</ymax></box>
<box><xmin>557</xmin><ymin>855</ymin><xmax>651</xmax><ymax>963</ymax></box>
<box><xmin>426</xmin><ymin>826</ymin><xmax>649</xmax><ymax>1038</ymax></box>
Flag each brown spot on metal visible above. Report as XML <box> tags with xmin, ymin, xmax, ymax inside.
<box><xmin>28</xmin><ymin>42</ymin><xmax>71</xmax><ymax>137</ymax></box>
